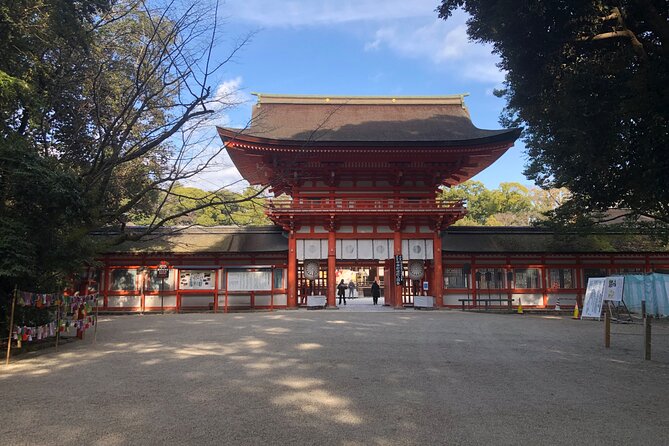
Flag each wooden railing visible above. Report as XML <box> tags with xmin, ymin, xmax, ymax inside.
<box><xmin>267</xmin><ymin>198</ymin><xmax>466</xmax><ymax>214</ymax></box>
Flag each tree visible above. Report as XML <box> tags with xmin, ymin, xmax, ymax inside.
<box><xmin>441</xmin><ymin>181</ymin><xmax>570</xmax><ymax>225</ymax></box>
<box><xmin>438</xmin><ymin>1</ymin><xmax>669</xmax><ymax>225</ymax></box>
<box><xmin>0</xmin><ymin>0</ymin><xmax>257</xmax><ymax>293</ymax></box>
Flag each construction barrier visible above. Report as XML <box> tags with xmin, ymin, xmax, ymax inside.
<box><xmin>622</xmin><ymin>273</ymin><xmax>669</xmax><ymax>317</ymax></box>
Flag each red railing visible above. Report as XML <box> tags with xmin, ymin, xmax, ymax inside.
<box><xmin>267</xmin><ymin>198</ymin><xmax>466</xmax><ymax>214</ymax></box>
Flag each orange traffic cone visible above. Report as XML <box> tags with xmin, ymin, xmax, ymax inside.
<box><xmin>572</xmin><ymin>304</ymin><xmax>580</xmax><ymax>319</ymax></box>
<box><xmin>517</xmin><ymin>297</ymin><xmax>524</xmax><ymax>314</ymax></box>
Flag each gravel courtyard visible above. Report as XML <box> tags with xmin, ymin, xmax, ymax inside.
<box><xmin>2</xmin><ymin>310</ymin><xmax>668</xmax><ymax>446</ymax></box>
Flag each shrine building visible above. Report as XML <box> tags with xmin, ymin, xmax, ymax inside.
<box><xmin>92</xmin><ymin>94</ymin><xmax>669</xmax><ymax>312</ymax></box>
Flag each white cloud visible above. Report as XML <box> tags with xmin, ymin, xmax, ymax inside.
<box><xmin>209</xmin><ymin>76</ymin><xmax>253</xmax><ymax>125</ymax></box>
<box><xmin>223</xmin><ymin>0</ymin><xmax>440</xmax><ymax>27</ymax></box>
<box><xmin>364</xmin><ymin>14</ymin><xmax>505</xmax><ymax>84</ymax></box>
<box><xmin>178</xmin><ymin>77</ymin><xmax>251</xmax><ymax>192</ymax></box>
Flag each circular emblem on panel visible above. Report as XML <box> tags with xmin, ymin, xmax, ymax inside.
<box><xmin>304</xmin><ymin>261</ymin><xmax>320</xmax><ymax>280</ymax></box>
<box><xmin>408</xmin><ymin>260</ymin><xmax>425</xmax><ymax>280</ymax></box>
<box><xmin>307</xmin><ymin>243</ymin><xmax>318</xmax><ymax>254</ymax></box>
<box><xmin>412</xmin><ymin>243</ymin><xmax>423</xmax><ymax>255</ymax></box>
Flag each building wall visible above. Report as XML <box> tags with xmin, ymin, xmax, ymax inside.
<box><xmin>91</xmin><ymin>250</ymin><xmax>669</xmax><ymax>312</ymax></box>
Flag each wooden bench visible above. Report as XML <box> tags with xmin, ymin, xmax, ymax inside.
<box><xmin>458</xmin><ymin>298</ymin><xmax>514</xmax><ymax>311</ymax></box>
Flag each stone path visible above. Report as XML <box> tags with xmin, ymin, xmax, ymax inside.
<box><xmin>2</xmin><ymin>311</ymin><xmax>668</xmax><ymax>445</ymax></box>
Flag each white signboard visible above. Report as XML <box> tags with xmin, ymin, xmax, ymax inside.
<box><xmin>227</xmin><ymin>270</ymin><xmax>272</xmax><ymax>291</ymax></box>
<box><xmin>581</xmin><ymin>278</ymin><xmax>606</xmax><ymax>319</ymax></box>
<box><xmin>604</xmin><ymin>276</ymin><xmax>625</xmax><ymax>302</ymax></box>
<box><xmin>179</xmin><ymin>270</ymin><xmax>214</xmax><ymax>290</ymax></box>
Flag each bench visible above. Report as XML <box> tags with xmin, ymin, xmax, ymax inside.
<box><xmin>458</xmin><ymin>298</ymin><xmax>514</xmax><ymax>311</ymax></box>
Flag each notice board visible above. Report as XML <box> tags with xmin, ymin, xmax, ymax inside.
<box><xmin>604</xmin><ymin>276</ymin><xmax>625</xmax><ymax>302</ymax></box>
<box><xmin>581</xmin><ymin>278</ymin><xmax>606</xmax><ymax>319</ymax></box>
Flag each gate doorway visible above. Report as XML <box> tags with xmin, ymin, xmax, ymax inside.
<box><xmin>335</xmin><ymin>263</ymin><xmax>386</xmax><ymax>305</ymax></box>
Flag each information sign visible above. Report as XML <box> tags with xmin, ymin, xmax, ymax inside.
<box><xmin>604</xmin><ymin>276</ymin><xmax>625</xmax><ymax>302</ymax></box>
<box><xmin>394</xmin><ymin>254</ymin><xmax>403</xmax><ymax>286</ymax></box>
<box><xmin>156</xmin><ymin>261</ymin><xmax>169</xmax><ymax>278</ymax></box>
<box><xmin>581</xmin><ymin>278</ymin><xmax>606</xmax><ymax>319</ymax></box>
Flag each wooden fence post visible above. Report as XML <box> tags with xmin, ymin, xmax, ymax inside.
<box><xmin>604</xmin><ymin>311</ymin><xmax>611</xmax><ymax>348</ymax></box>
<box><xmin>644</xmin><ymin>316</ymin><xmax>652</xmax><ymax>361</ymax></box>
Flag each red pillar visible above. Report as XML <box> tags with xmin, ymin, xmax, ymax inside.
<box><xmin>327</xmin><ymin>231</ymin><xmax>336</xmax><ymax>307</ymax></box>
<box><xmin>393</xmin><ymin>231</ymin><xmax>403</xmax><ymax>308</ymax></box>
<box><xmin>287</xmin><ymin>232</ymin><xmax>297</xmax><ymax>308</ymax></box>
<box><xmin>432</xmin><ymin>231</ymin><xmax>443</xmax><ymax>307</ymax></box>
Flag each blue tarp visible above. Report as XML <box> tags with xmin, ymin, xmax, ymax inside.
<box><xmin>622</xmin><ymin>273</ymin><xmax>669</xmax><ymax>317</ymax></box>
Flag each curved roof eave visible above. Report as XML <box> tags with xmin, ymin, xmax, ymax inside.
<box><xmin>217</xmin><ymin>126</ymin><xmax>521</xmax><ymax>149</ymax></box>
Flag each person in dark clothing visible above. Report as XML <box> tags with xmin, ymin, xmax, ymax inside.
<box><xmin>371</xmin><ymin>279</ymin><xmax>381</xmax><ymax>305</ymax></box>
<box><xmin>337</xmin><ymin>279</ymin><xmax>347</xmax><ymax>305</ymax></box>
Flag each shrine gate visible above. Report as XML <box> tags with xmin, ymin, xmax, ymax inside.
<box><xmin>217</xmin><ymin>94</ymin><xmax>520</xmax><ymax>308</ymax></box>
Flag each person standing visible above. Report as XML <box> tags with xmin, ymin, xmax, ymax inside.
<box><xmin>337</xmin><ymin>279</ymin><xmax>347</xmax><ymax>305</ymax></box>
<box><xmin>371</xmin><ymin>279</ymin><xmax>381</xmax><ymax>305</ymax></box>
<box><xmin>348</xmin><ymin>279</ymin><xmax>356</xmax><ymax>299</ymax></box>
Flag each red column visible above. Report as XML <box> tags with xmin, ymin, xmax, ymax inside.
<box><xmin>213</xmin><ymin>269</ymin><xmax>219</xmax><ymax>313</ymax></box>
<box><xmin>471</xmin><ymin>260</ymin><xmax>478</xmax><ymax>306</ymax></box>
<box><xmin>541</xmin><ymin>258</ymin><xmax>548</xmax><ymax>308</ymax></box>
<box><xmin>103</xmin><ymin>262</ymin><xmax>109</xmax><ymax>309</ymax></box>
<box><xmin>393</xmin><ymin>231</ymin><xmax>403</xmax><ymax>308</ymax></box>
<box><xmin>327</xmin><ymin>231</ymin><xmax>336</xmax><ymax>307</ymax></box>
<box><xmin>287</xmin><ymin>232</ymin><xmax>297</xmax><ymax>308</ymax></box>
<box><xmin>432</xmin><ymin>231</ymin><xmax>443</xmax><ymax>308</ymax></box>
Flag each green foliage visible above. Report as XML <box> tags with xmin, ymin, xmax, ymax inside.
<box><xmin>441</xmin><ymin>181</ymin><xmax>569</xmax><ymax>226</ymax></box>
<box><xmin>0</xmin><ymin>1</ymin><xmax>251</xmax><ymax>299</ymax></box>
<box><xmin>130</xmin><ymin>185</ymin><xmax>271</xmax><ymax>227</ymax></box>
<box><xmin>438</xmin><ymin>1</ymin><xmax>669</xmax><ymax>225</ymax></box>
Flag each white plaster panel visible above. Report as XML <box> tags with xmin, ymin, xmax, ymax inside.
<box><xmin>547</xmin><ymin>294</ymin><xmax>578</xmax><ymax>306</ymax></box>
<box><xmin>418</xmin><ymin>226</ymin><xmax>431</xmax><ymax>233</ymax></box>
<box><xmin>514</xmin><ymin>293</ymin><xmax>543</xmax><ymax>306</ymax></box>
<box><xmin>376</xmin><ymin>225</ymin><xmax>393</xmax><ymax>233</ymax></box>
<box><xmin>336</xmin><ymin>240</ymin><xmax>342</xmax><ymax>258</ymax></box>
<box><xmin>254</xmin><ymin>294</ymin><xmax>272</xmax><ymax>306</ymax></box>
<box><xmin>373</xmin><ymin>240</ymin><xmax>390</xmax><ymax>260</ymax></box>
<box><xmin>107</xmin><ymin>296</ymin><xmax>140</xmax><ymax>308</ymax></box>
<box><xmin>144</xmin><ymin>295</ymin><xmax>176</xmax><ymax>307</ymax></box>
<box><xmin>181</xmin><ymin>295</ymin><xmax>214</xmax><ymax>307</ymax></box>
<box><xmin>272</xmin><ymin>294</ymin><xmax>287</xmax><ymax>306</ymax></box>
<box><xmin>226</xmin><ymin>294</ymin><xmax>251</xmax><ymax>306</ymax></box>
<box><xmin>296</xmin><ymin>239</ymin><xmax>305</xmax><ymax>260</ymax></box>
<box><xmin>339</xmin><ymin>225</ymin><xmax>354</xmax><ymax>233</ymax></box>
<box><xmin>342</xmin><ymin>239</ymin><xmax>357</xmax><ymax>259</ymax></box>
<box><xmin>426</xmin><ymin>239</ymin><xmax>434</xmax><ymax>260</ymax></box>
<box><xmin>358</xmin><ymin>240</ymin><xmax>373</xmax><ymax>259</ymax></box>
<box><xmin>304</xmin><ymin>240</ymin><xmax>322</xmax><ymax>259</ymax></box>
<box><xmin>313</xmin><ymin>226</ymin><xmax>327</xmax><ymax>233</ymax></box>
<box><xmin>402</xmin><ymin>240</ymin><xmax>409</xmax><ymax>258</ymax></box>
<box><xmin>409</xmin><ymin>240</ymin><xmax>426</xmax><ymax>260</ymax></box>
<box><xmin>296</xmin><ymin>226</ymin><xmax>311</xmax><ymax>234</ymax></box>
<box><xmin>321</xmin><ymin>239</ymin><xmax>328</xmax><ymax>257</ymax></box>
<box><xmin>402</xmin><ymin>225</ymin><xmax>417</xmax><ymax>233</ymax></box>
<box><xmin>443</xmin><ymin>294</ymin><xmax>470</xmax><ymax>306</ymax></box>
<box><xmin>357</xmin><ymin>225</ymin><xmax>373</xmax><ymax>233</ymax></box>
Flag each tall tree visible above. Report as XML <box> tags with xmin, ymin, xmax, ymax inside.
<box><xmin>0</xmin><ymin>0</ymin><xmax>256</xmax><ymax>292</ymax></box>
<box><xmin>438</xmin><ymin>1</ymin><xmax>669</xmax><ymax>225</ymax></box>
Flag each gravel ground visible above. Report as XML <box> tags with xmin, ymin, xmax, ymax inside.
<box><xmin>1</xmin><ymin>310</ymin><xmax>668</xmax><ymax>446</ymax></box>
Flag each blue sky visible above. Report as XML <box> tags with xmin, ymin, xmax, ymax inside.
<box><xmin>196</xmin><ymin>0</ymin><xmax>531</xmax><ymax>192</ymax></box>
